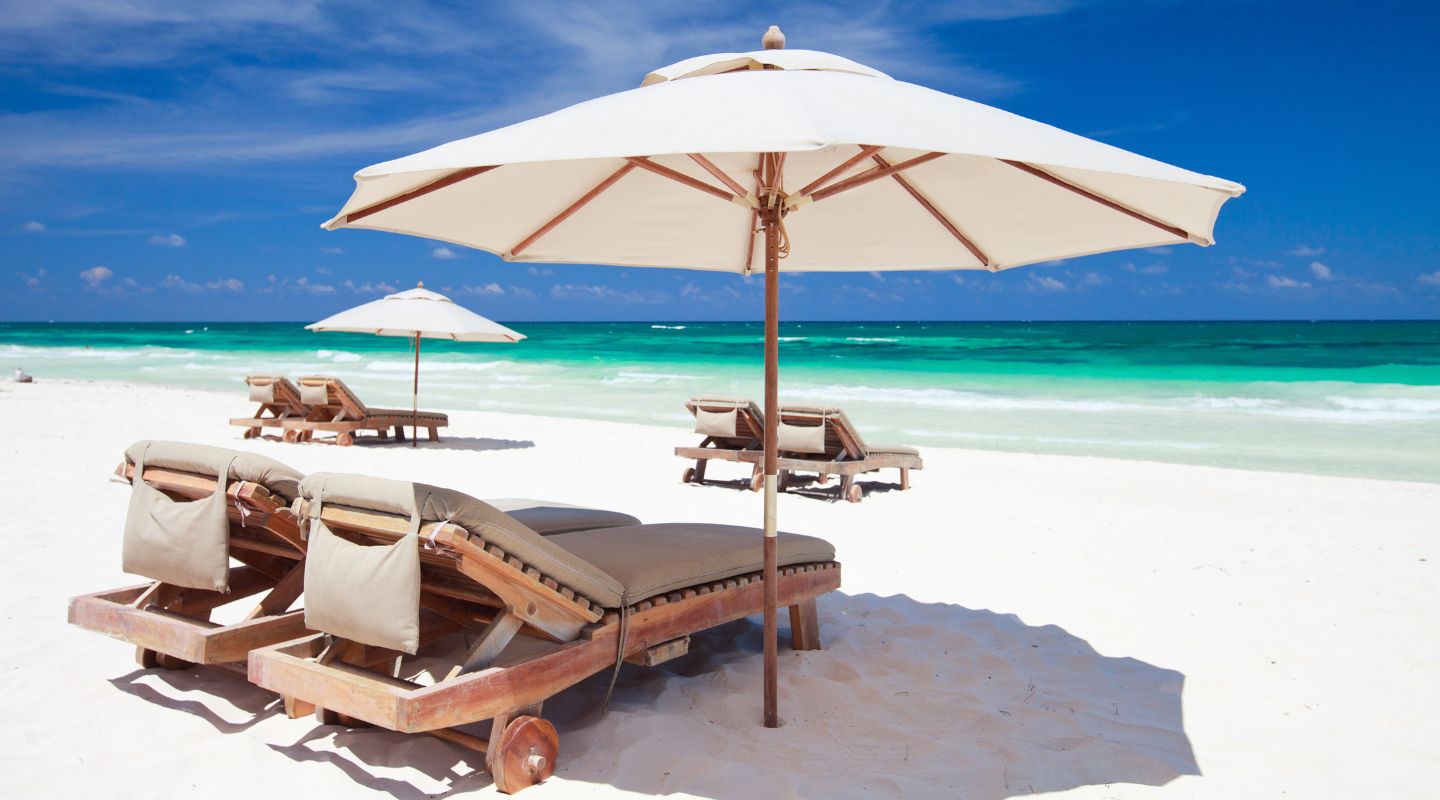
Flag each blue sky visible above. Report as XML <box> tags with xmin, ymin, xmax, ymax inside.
<box><xmin>2</xmin><ymin>0</ymin><xmax>1437</xmax><ymax>322</ymax></box>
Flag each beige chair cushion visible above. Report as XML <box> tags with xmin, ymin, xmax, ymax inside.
<box><xmin>487</xmin><ymin>499</ymin><xmax>640</xmax><ymax>534</ymax></box>
<box><xmin>304</xmin><ymin>522</ymin><xmax>420</xmax><ymax>653</ymax></box>
<box><xmin>694</xmin><ymin>407</ymin><xmax>738</xmax><ymax>437</ymax></box>
<box><xmin>547</xmin><ymin>523</ymin><xmax>836</xmax><ymax>605</ymax></box>
<box><xmin>866</xmin><ymin>443</ymin><xmax>921</xmax><ymax>457</ymax></box>
<box><xmin>300</xmin><ymin>381</ymin><xmax>331</xmax><ymax>407</ymax></box>
<box><xmin>122</xmin><ymin>446</ymin><xmax>234</xmax><ymax>592</ymax></box>
<box><xmin>777</xmin><ymin>421</ymin><xmax>826</xmax><ymax>453</ymax></box>
<box><xmin>125</xmin><ymin>440</ymin><xmax>304</xmax><ymax>501</ymax></box>
<box><xmin>299</xmin><ymin>473</ymin><xmax>626</xmax><ymax>607</ymax></box>
<box><xmin>248</xmin><ymin>378</ymin><xmax>275</xmax><ymax>403</ymax></box>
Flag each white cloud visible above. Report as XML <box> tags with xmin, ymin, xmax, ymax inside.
<box><xmin>23</xmin><ymin>220</ymin><xmax>45</xmax><ymax>232</ymax></box>
<box><xmin>460</xmin><ymin>282</ymin><xmax>505</xmax><ymax>296</ymax></box>
<box><xmin>1309</xmin><ymin>261</ymin><xmax>1332</xmax><ymax>280</ymax></box>
<box><xmin>1267</xmin><ymin>275</ymin><xmax>1311</xmax><ymax>290</ymax></box>
<box><xmin>160</xmin><ymin>273</ymin><xmax>200</xmax><ymax>291</ymax></box>
<box><xmin>18</xmin><ymin>268</ymin><xmax>47</xmax><ymax>288</ymax></box>
<box><xmin>149</xmin><ymin>232</ymin><xmax>187</xmax><ymax>247</ymax></box>
<box><xmin>550</xmin><ymin>282</ymin><xmax>666</xmax><ymax>303</ymax></box>
<box><xmin>527</xmin><ymin>266</ymin><xmax>552</xmax><ymax>277</ymax></box>
<box><xmin>1122</xmin><ymin>262</ymin><xmax>1168</xmax><ymax>275</ymax></box>
<box><xmin>207</xmin><ymin>277</ymin><xmax>244</xmax><ymax>292</ymax></box>
<box><xmin>1029</xmin><ymin>274</ymin><xmax>1066</xmax><ymax>292</ymax></box>
<box><xmin>79</xmin><ymin>265</ymin><xmax>112</xmax><ymax>288</ymax></box>
<box><xmin>315</xmin><ymin>265</ymin><xmax>331</xmax><ymax>275</ymax></box>
<box><xmin>431</xmin><ymin>246</ymin><xmax>459</xmax><ymax>260</ymax></box>
<box><xmin>341</xmin><ymin>279</ymin><xmax>397</xmax><ymax>294</ymax></box>
<box><xmin>1288</xmin><ymin>245</ymin><xmax>1325</xmax><ymax>257</ymax></box>
<box><xmin>1419</xmin><ymin>271</ymin><xmax>1440</xmax><ymax>287</ymax></box>
<box><xmin>295</xmin><ymin>277</ymin><xmax>335</xmax><ymax>294</ymax></box>
<box><xmin>320</xmin><ymin>246</ymin><xmax>344</xmax><ymax>255</ymax></box>
<box><xmin>1081</xmin><ymin>271</ymin><xmax>1107</xmax><ymax>286</ymax></box>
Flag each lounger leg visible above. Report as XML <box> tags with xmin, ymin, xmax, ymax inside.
<box><xmin>694</xmin><ymin>459</ymin><xmax>707</xmax><ymax>483</ymax></box>
<box><xmin>789</xmin><ymin>598</ymin><xmax>822</xmax><ymax>651</ymax></box>
<box><xmin>393</xmin><ymin>425</ymin><xmax>406</xmax><ymax>441</ymax></box>
<box><xmin>428</xmin><ymin>426</ymin><xmax>440</xmax><ymax>442</ymax></box>
<box><xmin>900</xmin><ymin>467</ymin><xmax>910</xmax><ymax>490</ymax></box>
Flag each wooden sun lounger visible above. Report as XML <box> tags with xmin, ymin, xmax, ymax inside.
<box><xmin>228</xmin><ymin>375</ymin><xmax>311</xmax><ymax>441</ymax></box>
<box><xmin>248</xmin><ymin>479</ymin><xmax>840</xmax><ymax>794</ymax></box>
<box><xmin>286</xmin><ymin>376</ymin><xmax>449</xmax><ymax>446</ymax></box>
<box><xmin>68</xmin><ymin>447</ymin><xmax>643</xmax><ymax>676</ymax></box>
<box><xmin>69</xmin><ymin>459</ymin><xmax>310</xmax><ymax>671</ymax></box>
<box><xmin>676</xmin><ymin>399</ymin><xmax>922</xmax><ymax>503</ymax></box>
<box><xmin>674</xmin><ymin>396</ymin><xmax>769</xmax><ymax>490</ymax></box>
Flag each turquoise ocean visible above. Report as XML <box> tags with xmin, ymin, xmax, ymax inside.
<box><xmin>2</xmin><ymin>321</ymin><xmax>1437</xmax><ymax>483</ymax></box>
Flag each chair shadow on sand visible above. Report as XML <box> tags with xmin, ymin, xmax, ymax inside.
<box><xmin>344</xmin><ymin>435</ymin><xmax>535</xmax><ymax>453</ymax></box>
<box><xmin>225</xmin><ymin>592</ymin><xmax>1195</xmax><ymax>799</ymax></box>
<box><xmin>689</xmin><ymin>470</ymin><xmax>907</xmax><ymax>503</ymax></box>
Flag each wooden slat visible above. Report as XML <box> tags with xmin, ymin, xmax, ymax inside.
<box><xmin>1000</xmin><ymin>159</ymin><xmax>1192</xmax><ymax>241</ymax></box>
<box><xmin>508</xmin><ymin>162</ymin><xmax>636</xmax><ymax>257</ymax></box>
<box><xmin>805</xmin><ymin>152</ymin><xmax>946</xmax><ymax>204</ymax></box>
<box><xmin>341</xmin><ymin>166</ymin><xmax>500</xmax><ymax>225</ymax></box>
<box><xmin>872</xmin><ymin>154</ymin><xmax>990</xmax><ymax>268</ymax></box>
<box><xmin>626</xmin><ymin>157</ymin><xmax>742</xmax><ymax>205</ymax></box>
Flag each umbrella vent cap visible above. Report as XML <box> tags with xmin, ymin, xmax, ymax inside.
<box><xmin>762</xmin><ymin>26</ymin><xmax>786</xmax><ymax>50</ymax></box>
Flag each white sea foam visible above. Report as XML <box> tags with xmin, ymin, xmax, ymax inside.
<box><xmin>651</xmin><ymin>325</ymin><xmax>687</xmax><ymax>330</ymax></box>
<box><xmin>316</xmin><ymin>349</ymin><xmax>362</xmax><ymax>363</ymax></box>
<box><xmin>846</xmin><ymin>337</ymin><xmax>900</xmax><ymax>343</ymax></box>
<box><xmin>603</xmin><ymin>371</ymin><xmax>704</xmax><ymax>384</ymax></box>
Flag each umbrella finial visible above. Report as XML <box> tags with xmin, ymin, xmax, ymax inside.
<box><xmin>417</xmin><ymin>280</ymin><xmax>424</xmax><ymax>288</ymax></box>
<box><xmin>762</xmin><ymin>25</ymin><xmax>785</xmax><ymax>50</ymax></box>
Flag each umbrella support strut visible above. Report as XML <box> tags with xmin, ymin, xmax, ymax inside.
<box><xmin>762</xmin><ymin>201</ymin><xmax>781</xmax><ymax>729</ymax></box>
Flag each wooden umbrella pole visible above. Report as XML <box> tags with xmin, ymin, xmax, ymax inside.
<box><xmin>412</xmin><ymin>332</ymin><xmax>421</xmax><ymax>448</ymax></box>
<box><xmin>761</xmin><ymin>194</ymin><xmax>781</xmax><ymax>729</ymax></box>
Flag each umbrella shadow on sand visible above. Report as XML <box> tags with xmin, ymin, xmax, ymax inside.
<box><xmin>260</xmin><ymin>592</ymin><xmax>1198</xmax><ymax>799</ymax></box>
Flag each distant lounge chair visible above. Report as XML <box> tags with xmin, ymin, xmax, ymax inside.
<box><xmin>288</xmin><ymin>376</ymin><xmax>449</xmax><ymax>446</ymax></box>
<box><xmin>248</xmin><ymin>472</ymin><xmax>838</xmax><ymax>793</ymax></box>
<box><xmin>771</xmin><ymin>405</ymin><xmax>922</xmax><ymax>503</ymax></box>
<box><xmin>229</xmin><ymin>375</ymin><xmax>310</xmax><ymax>440</ymax></box>
<box><xmin>68</xmin><ymin>441</ymin><xmax>642</xmax><ymax>674</ymax></box>
<box><xmin>674</xmin><ymin>396</ymin><xmax>768</xmax><ymax>490</ymax></box>
<box><xmin>675</xmin><ymin>398</ymin><xmax>922</xmax><ymax>502</ymax></box>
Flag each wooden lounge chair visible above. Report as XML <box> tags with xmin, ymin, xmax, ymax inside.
<box><xmin>229</xmin><ymin>375</ymin><xmax>310</xmax><ymax>440</ymax></box>
<box><xmin>674</xmin><ymin>396</ymin><xmax>768</xmax><ymax>490</ymax></box>
<box><xmin>288</xmin><ymin>376</ymin><xmax>449</xmax><ymax>446</ymax></box>
<box><xmin>69</xmin><ymin>442</ymin><xmax>643</xmax><ymax>674</ymax></box>
<box><xmin>769</xmin><ymin>405</ymin><xmax>922</xmax><ymax>503</ymax></box>
<box><xmin>248</xmin><ymin>473</ymin><xmax>840</xmax><ymax>794</ymax></box>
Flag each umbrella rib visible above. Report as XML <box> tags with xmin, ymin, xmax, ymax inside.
<box><xmin>508</xmin><ymin>162</ymin><xmax>637</xmax><ymax>258</ymax></box>
<box><xmin>688</xmin><ymin>154</ymin><xmax>754</xmax><ymax>201</ymax></box>
<box><xmin>341</xmin><ymin>165</ymin><xmax>500</xmax><ymax>225</ymax></box>
<box><xmin>742</xmin><ymin>155</ymin><xmax>764</xmax><ymax>274</ymax></box>
<box><xmin>872</xmin><ymin>154</ymin><xmax>992</xmax><ymax>269</ymax></box>
<box><xmin>626</xmin><ymin>157</ymin><xmax>750</xmax><ymax>206</ymax></box>
<box><xmin>1000</xmin><ymin>159</ymin><xmax>1197</xmax><ymax>242</ymax></box>
<box><xmin>799</xmin><ymin>152</ymin><xmax>946</xmax><ymax>205</ymax></box>
<box><xmin>797</xmin><ymin>144</ymin><xmax>883</xmax><ymax>197</ymax></box>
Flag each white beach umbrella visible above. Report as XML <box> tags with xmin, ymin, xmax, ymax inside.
<box><xmin>322</xmin><ymin>27</ymin><xmax>1243</xmax><ymax>725</ymax></box>
<box><xmin>307</xmin><ymin>282</ymin><xmax>525</xmax><ymax>447</ymax></box>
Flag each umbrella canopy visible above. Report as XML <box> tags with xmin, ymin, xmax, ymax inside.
<box><xmin>321</xmin><ymin>28</ymin><xmax>1242</xmax><ymax>727</ymax></box>
<box><xmin>306</xmin><ymin>283</ymin><xmax>525</xmax><ymax>342</ymax></box>
<box><xmin>308</xmin><ymin>282</ymin><xmax>524</xmax><ymax>447</ymax></box>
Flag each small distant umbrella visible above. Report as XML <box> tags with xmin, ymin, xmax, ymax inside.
<box><xmin>306</xmin><ymin>282</ymin><xmax>525</xmax><ymax>446</ymax></box>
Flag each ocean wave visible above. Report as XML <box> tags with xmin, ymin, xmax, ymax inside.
<box><xmin>651</xmin><ymin>324</ymin><xmax>687</xmax><ymax>330</ymax></box>
<box><xmin>316</xmin><ymin>349</ymin><xmax>362</xmax><ymax>363</ymax></box>
<box><xmin>602</xmin><ymin>370</ymin><xmax>704</xmax><ymax>384</ymax></box>
<box><xmin>845</xmin><ymin>337</ymin><xmax>900</xmax><ymax>343</ymax></box>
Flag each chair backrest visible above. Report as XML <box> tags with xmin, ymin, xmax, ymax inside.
<box><xmin>125</xmin><ymin>440</ymin><xmax>304</xmax><ymax>501</ymax></box>
<box><xmin>246</xmin><ymin>375</ymin><xmax>309</xmax><ymax>416</ymax></box>
<box><xmin>685</xmin><ymin>396</ymin><xmax>765</xmax><ymax>444</ymax></box>
<box><xmin>299</xmin><ymin>376</ymin><xmax>369</xmax><ymax>420</ymax></box>
<box><xmin>777</xmin><ymin>405</ymin><xmax>869</xmax><ymax>460</ymax></box>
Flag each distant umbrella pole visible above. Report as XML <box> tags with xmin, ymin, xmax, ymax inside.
<box><xmin>411</xmin><ymin>332</ymin><xmax>421</xmax><ymax>448</ymax></box>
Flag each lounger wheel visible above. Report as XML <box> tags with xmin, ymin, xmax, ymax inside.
<box><xmin>845</xmin><ymin>483</ymin><xmax>863</xmax><ymax>504</ymax></box>
<box><xmin>336</xmin><ymin>432</ymin><xmax>354</xmax><ymax>447</ymax></box>
<box><xmin>491</xmin><ymin>715</ymin><xmax>558</xmax><ymax>794</ymax></box>
<box><xmin>816</xmin><ymin>473</ymin><xmax>830</xmax><ymax>486</ymax></box>
<box><xmin>136</xmin><ymin>646</ymin><xmax>193</xmax><ymax>671</ymax></box>
<box><xmin>682</xmin><ymin>466</ymin><xmax>695</xmax><ymax>484</ymax></box>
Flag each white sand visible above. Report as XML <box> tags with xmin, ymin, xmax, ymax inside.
<box><xmin>1</xmin><ymin>379</ymin><xmax>1437</xmax><ymax>798</ymax></box>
